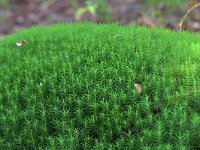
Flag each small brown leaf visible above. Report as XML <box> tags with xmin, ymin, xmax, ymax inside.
<box><xmin>134</xmin><ymin>83</ymin><xmax>142</xmax><ymax>95</ymax></box>
<box><xmin>16</xmin><ymin>40</ymin><xmax>28</xmax><ymax>47</ymax></box>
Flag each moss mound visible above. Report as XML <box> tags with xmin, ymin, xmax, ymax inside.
<box><xmin>0</xmin><ymin>23</ymin><xmax>200</xmax><ymax>149</ymax></box>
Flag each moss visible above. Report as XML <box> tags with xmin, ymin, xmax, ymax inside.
<box><xmin>0</xmin><ymin>23</ymin><xmax>200</xmax><ymax>149</ymax></box>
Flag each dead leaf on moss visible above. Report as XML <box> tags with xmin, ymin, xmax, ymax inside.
<box><xmin>134</xmin><ymin>83</ymin><xmax>142</xmax><ymax>95</ymax></box>
<box><xmin>16</xmin><ymin>40</ymin><xmax>28</xmax><ymax>47</ymax></box>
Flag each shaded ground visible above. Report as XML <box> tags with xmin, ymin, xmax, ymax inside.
<box><xmin>0</xmin><ymin>0</ymin><xmax>200</xmax><ymax>38</ymax></box>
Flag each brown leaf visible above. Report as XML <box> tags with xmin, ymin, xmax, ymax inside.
<box><xmin>137</xmin><ymin>17</ymin><xmax>155</xmax><ymax>28</ymax></box>
<box><xmin>134</xmin><ymin>83</ymin><xmax>142</xmax><ymax>95</ymax></box>
<box><xmin>16</xmin><ymin>40</ymin><xmax>28</xmax><ymax>47</ymax></box>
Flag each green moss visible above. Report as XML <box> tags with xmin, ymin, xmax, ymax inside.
<box><xmin>0</xmin><ymin>23</ymin><xmax>200</xmax><ymax>149</ymax></box>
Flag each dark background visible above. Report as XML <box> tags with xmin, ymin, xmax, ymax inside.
<box><xmin>0</xmin><ymin>0</ymin><xmax>200</xmax><ymax>38</ymax></box>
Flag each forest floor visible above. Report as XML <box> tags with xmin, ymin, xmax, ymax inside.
<box><xmin>0</xmin><ymin>0</ymin><xmax>199</xmax><ymax>38</ymax></box>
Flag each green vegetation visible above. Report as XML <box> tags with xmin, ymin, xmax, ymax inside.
<box><xmin>0</xmin><ymin>23</ymin><xmax>200</xmax><ymax>149</ymax></box>
<box><xmin>145</xmin><ymin>0</ymin><xmax>188</xmax><ymax>9</ymax></box>
<box><xmin>96</xmin><ymin>0</ymin><xmax>112</xmax><ymax>22</ymax></box>
<box><xmin>0</xmin><ymin>0</ymin><xmax>9</xmax><ymax>7</ymax></box>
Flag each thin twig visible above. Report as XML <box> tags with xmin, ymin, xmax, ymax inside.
<box><xmin>179</xmin><ymin>3</ymin><xmax>200</xmax><ymax>31</ymax></box>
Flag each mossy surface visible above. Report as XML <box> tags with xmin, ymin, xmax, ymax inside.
<box><xmin>0</xmin><ymin>23</ymin><xmax>200</xmax><ymax>149</ymax></box>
